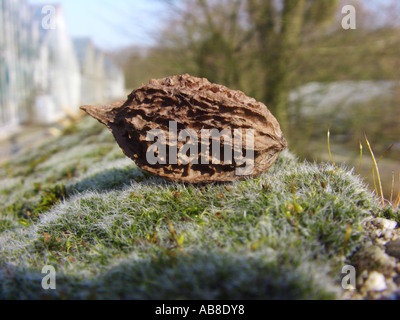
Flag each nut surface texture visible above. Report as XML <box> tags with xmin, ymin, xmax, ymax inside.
<box><xmin>81</xmin><ymin>74</ymin><xmax>287</xmax><ymax>183</ymax></box>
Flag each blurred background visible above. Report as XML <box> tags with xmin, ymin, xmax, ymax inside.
<box><xmin>1</xmin><ymin>0</ymin><xmax>399</xmax><ymax>198</ymax></box>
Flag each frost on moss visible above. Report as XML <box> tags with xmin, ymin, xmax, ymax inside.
<box><xmin>0</xmin><ymin>117</ymin><xmax>386</xmax><ymax>300</ymax></box>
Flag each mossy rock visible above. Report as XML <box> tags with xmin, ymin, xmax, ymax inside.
<box><xmin>0</xmin><ymin>117</ymin><xmax>390</xmax><ymax>300</ymax></box>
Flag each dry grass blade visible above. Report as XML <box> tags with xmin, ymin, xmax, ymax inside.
<box><xmin>342</xmin><ymin>223</ymin><xmax>352</xmax><ymax>255</ymax></box>
<box><xmin>364</xmin><ymin>144</ymin><xmax>394</xmax><ymax>178</ymax></box>
<box><xmin>327</xmin><ymin>128</ymin><xmax>338</xmax><ymax>170</ymax></box>
<box><xmin>357</xmin><ymin>140</ymin><xmax>363</xmax><ymax>175</ymax></box>
<box><xmin>166</xmin><ymin>214</ymin><xmax>182</xmax><ymax>249</ymax></box>
<box><xmin>395</xmin><ymin>173</ymin><xmax>400</xmax><ymax>210</ymax></box>
<box><xmin>390</xmin><ymin>171</ymin><xmax>395</xmax><ymax>204</ymax></box>
<box><xmin>364</xmin><ymin>133</ymin><xmax>385</xmax><ymax>208</ymax></box>
<box><xmin>372</xmin><ymin>169</ymin><xmax>379</xmax><ymax>197</ymax></box>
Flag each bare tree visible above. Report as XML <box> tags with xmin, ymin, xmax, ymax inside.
<box><xmin>247</xmin><ymin>0</ymin><xmax>339</xmax><ymax>134</ymax></box>
<box><xmin>158</xmin><ymin>0</ymin><xmax>339</xmax><ymax>136</ymax></box>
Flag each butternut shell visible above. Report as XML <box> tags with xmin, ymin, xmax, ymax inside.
<box><xmin>81</xmin><ymin>74</ymin><xmax>287</xmax><ymax>183</ymax></box>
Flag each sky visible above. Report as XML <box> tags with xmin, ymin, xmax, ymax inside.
<box><xmin>27</xmin><ymin>0</ymin><xmax>398</xmax><ymax>51</ymax></box>
<box><xmin>28</xmin><ymin>0</ymin><xmax>169</xmax><ymax>51</ymax></box>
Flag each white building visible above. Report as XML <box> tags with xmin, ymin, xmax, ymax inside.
<box><xmin>0</xmin><ymin>0</ymin><xmax>125</xmax><ymax>134</ymax></box>
<box><xmin>30</xmin><ymin>4</ymin><xmax>82</xmax><ymax>124</ymax></box>
<box><xmin>0</xmin><ymin>0</ymin><xmax>31</xmax><ymax>132</ymax></box>
<box><xmin>74</xmin><ymin>38</ymin><xmax>125</xmax><ymax>106</ymax></box>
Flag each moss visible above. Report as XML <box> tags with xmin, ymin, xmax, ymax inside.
<box><xmin>0</xmin><ymin>118</ymin><xmax>391</xmax><ymax>300</ymax></box>
<box><xmin>33</xmin><ymin>185</ymin><xmax>67</xmax><ymax>214</ymax></box>
<box><xmin>382</xmin><ymin>207</ymin><xmax>400</xmax><ymax>224</ymax></box>
<box><xmin>62</xmin><ymin>124</ymin><xmax>80</xmax><ymax>136</ymax></box>
<box><xmin>0</xmin><ymin>219</ymin><xmax>16</xmax><ymax>233</ymax></box>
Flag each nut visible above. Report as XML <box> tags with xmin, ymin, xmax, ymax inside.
<box><xmin>81</xmin><ymin>74</ymin><xmax>287</xmax><ymax>183</ymax></box>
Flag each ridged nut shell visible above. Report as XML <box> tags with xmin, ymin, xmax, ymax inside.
<box><xmin>81</xmin><ymin>74</ymin><xmax>287</xmax><ymax>183</ymax></box>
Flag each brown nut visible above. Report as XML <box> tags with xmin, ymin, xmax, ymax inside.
<box><xmin>81</xmin><ymin>74</ymin><xmax>287</xmax><ymax>183</ymax></box>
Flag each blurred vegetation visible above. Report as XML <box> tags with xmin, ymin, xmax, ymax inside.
<box><xmin>120</xmin><ymin>0</ymin><xmax>400</xmax><ymax>198</ymax></box>
<box><xmin>124</xmin><ymin>0</ymin><xmax>340</xmax><ymax>132</ymax></box>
